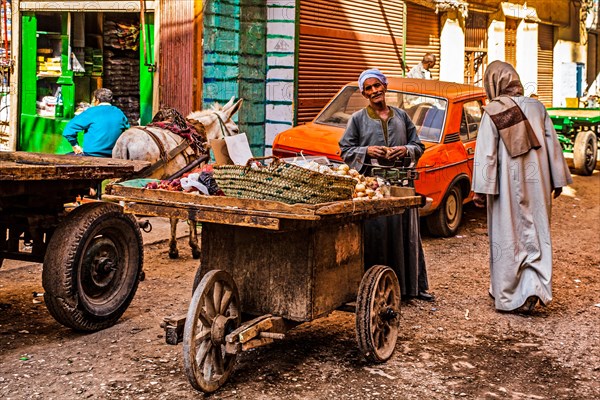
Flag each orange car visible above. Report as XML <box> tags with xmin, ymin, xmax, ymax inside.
<box><xmin>273</xmin><ymin>77</ymin><xmax>486</xmax><ymax>237</ymax></box>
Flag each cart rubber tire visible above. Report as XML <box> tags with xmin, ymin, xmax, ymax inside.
<box><xmin>573</xmin><ymin>129</ymin><xmax>597</xmax><ymax>176</ymax></box>
<box><xmin>183</xmin><ymin>269</ymin><xmax>241</xmax><ymax>393</ymax></box>
<box><xmin>426</xmin><ymin>183</ymin><xmax>463</xmax><ymax>237</ymax></box>
<box><xmin>356</xmin><ymin>265</ymin><xmax>401</xmax><ymax>363</ymax></box>
<box><xmin>42</xmin><ymin>202</ymin><xmax>143</xmax><ymax>332</ymax></box>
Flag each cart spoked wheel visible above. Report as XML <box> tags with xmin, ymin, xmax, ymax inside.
<box><xmin>42</xmin><ymin>202</ymin><xmax>143</xmax><ymax>331</ymax></box>
<box><xmin>183</xmin><ymin>269</ymin><xmax>241</xmax><ymax>393</ymax></box>
<box><xmin>356</xmin><ymin>265</ymin><xmax>401</xmax><ymax>363</ymax></box>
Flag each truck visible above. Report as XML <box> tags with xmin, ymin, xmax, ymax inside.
<box><xmin>547</xmin><ymin>108</ymin><xmax>600</xmax><ymax>176</ymax></box>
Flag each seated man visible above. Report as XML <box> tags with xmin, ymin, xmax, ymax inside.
<box><xmin>62</xmin><ymin>88</ymin><xmax>130</xmax><ymax>157</ymax></box>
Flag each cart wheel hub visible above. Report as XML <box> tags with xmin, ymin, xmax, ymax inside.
<box><xmin>211</xmin><ymin>315</ymin><xmax>234</xmax><ymax>345</ymax></box>
<box><xmin>83</xmin><ymin>238</ymin><xmax>119</xmax><ymax>289</ymax></box>
<box><xmin>379</xmin><ymin>307</ymin><xmax>398</xmax><ymax>321</ymax></box>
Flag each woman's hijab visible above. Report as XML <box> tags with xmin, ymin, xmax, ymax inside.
<box><xmin>482</xmin><ymin>61</ymin><xmax>541</xmax><ymax>158</ymax></box>
<box><xmin>484</xmin><ymin>60</ymin><xmax>524</xmax><ymax>100</ymax></box>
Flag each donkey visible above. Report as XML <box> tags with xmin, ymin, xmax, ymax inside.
<box><xmin>112</xmin><ymin>97</ymin><xmax>243</xmax><ymax>259</ymax></box>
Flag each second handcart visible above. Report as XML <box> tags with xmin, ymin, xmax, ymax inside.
<box><xmin>105</xmin><ymin>183</ymin><xmax>422</xmax><ymax>393</ymax></box>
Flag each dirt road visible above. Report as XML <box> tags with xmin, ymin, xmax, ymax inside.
<box><xmin>1</xmin><ymin>172</ymin><xmax>599</xmax><ymax>399</ymax></box>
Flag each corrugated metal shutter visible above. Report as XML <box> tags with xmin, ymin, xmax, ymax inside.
<box><xmin>537</xmin><ymin>23</ymin><xmax>554</xmax><ymax>107</ymax></box>
<box><xmin>505</xmin><ymin>18</ymin><xmax>517</xmax><ymax>67</ymax></box>
<box><xmin>586</xmin><ymin>32</ymin><xmax>597</xmax><ymax>100</ymax></box>
<box><xmin>159</xmin><ymin>0</ymin><xmax>194</xmax><ymax>115</ymax></box>
<box><xmin>464</xmin><ymin>11</ymin><xmax>487</xmax><ymax>86</ymax></box>
<box><xmin>405</xmin><ymin>2</ymin><xmax>440</xmax><ymax>80</ymax></box>
<box><xmin>298</xmin><ymin>1</ymin><xmax>405</xmax><ymax>124</ymax></box>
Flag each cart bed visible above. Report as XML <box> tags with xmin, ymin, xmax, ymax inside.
<box><xmin>105</xmin><ymin>183</ymin><xmax>422</xmax><ymax>322</ymax></box>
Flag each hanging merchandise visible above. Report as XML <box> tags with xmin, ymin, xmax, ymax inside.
<box><xmin>104</xmin><ymin>15</ymin><xmax>141</xmax><ymax>124</ymax></box>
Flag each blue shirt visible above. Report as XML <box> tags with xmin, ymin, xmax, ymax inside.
<box><xmin>62</xmin><ymin>103</ymin><xmax>130</xmax><ymax>157</ymax></box>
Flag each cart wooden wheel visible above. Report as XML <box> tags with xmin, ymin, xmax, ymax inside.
<box><xmin>356</xmin><ymin>265</ymin><xmax>401</xmax><ymax>363</ymax></box>
<box><xmin>183</xmin><ymin>269</ymin><xmax>241</xmax><ymax>393</ymax></box>
<box><xmin>42</xmin><ymin>202</ymin><xmax>143</xmax><ymax>331</ymax></box>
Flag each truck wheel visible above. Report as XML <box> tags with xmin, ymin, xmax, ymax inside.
<box><xmin>426</xmin><ymin>184</ymin><xmax>463</xmax><ymax>237</ymax></box>
<box><xmin>573</xmin><ymin>130</ymin><xmax>597</xmax><ymax>176</ymax></box>
<box><xmin>42</xmin><ymin>202</ymin><xmax>143</xmax><ymax>331</ymax></box>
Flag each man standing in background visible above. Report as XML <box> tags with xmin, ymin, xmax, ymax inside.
<box><xmin>407</xmin><ymin>53</ymin><xmax>436</xmax><ymax>80</ymax></box>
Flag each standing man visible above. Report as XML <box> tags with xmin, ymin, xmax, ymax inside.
<box><xmin>472</xmin><ymin>61</ymin><xmax>572</xmax><ymax>314</ymax></box>
<box><xmin>63</xmin><ymin>88</ymin><xmax>130</xmax><ymax>157</ymax></box>
<box><xmin>339</xmin><ymin>68</ymin><xmax>433</xmax><ymax>301</ymax></box>
<box><xmin>407</xmin><ymin>53</ymin><xmax>436</xmax><ymax>80</ymax></box>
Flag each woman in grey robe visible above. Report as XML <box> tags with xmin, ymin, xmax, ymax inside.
<box><xmin>472</xmin><ymin>61</ymin><xmax>572</xmax><ymax>313</ymax></box>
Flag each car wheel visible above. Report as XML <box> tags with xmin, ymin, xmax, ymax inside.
<box><xmin>426</xmin><ymin>184</ymin><xmax>463</xmax><ymax>237</ymax></box>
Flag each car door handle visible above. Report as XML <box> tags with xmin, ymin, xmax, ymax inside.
<box><xmin>466</xmin><ymin>148</ymin><xmax>474</xmax><ymax>155</ymax></box>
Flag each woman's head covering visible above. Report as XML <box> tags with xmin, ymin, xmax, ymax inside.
<box><xmin>358</xmin><ymin>69</ymin><xmax>388</xmax><ymax>92</ymax></box>
<box><xmin>483</xmin><ymin>60</ymin><xmax>524</xmax><ymax>100</ymax></box>
<box><xmin>482</xmin><ymin>61</ymin><xmax>540</xmax><ymax>158</ymax></box>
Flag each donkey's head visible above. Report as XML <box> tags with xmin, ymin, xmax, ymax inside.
<box><xmin>187</xmin><ymin>97</ymin><xmax>243</xmax><ymax>141</ymax></box>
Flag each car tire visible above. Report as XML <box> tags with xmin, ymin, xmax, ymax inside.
<box><xmin>426</xmin><ymin>184</ymin><xmax>463</xmax><ymax>237</ymax></box>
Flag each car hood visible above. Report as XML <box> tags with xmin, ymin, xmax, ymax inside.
<box><xmin>274</xmin><ymin>122</ymin><xmax>441</xmax><ymax>163</ymax></box>
<box><xmin>274</xmin><ymin>123</ymin><xmax>345</xmax><ymax>159</ymax></box>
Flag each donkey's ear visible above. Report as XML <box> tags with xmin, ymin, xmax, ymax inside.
<box><xmin>222</xmin><ymin>96</ymin><xmax>235</xmax><ymax>110</ymax></box>
<box><xmin>224</xmin><ymin>99</ymin><xmax>243</xmax><ymax>120</ymax></box>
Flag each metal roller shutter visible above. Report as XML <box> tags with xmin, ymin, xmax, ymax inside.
<box><xmin>159</xmin><ymin>0</ymin><xmax>194</xmax><ymax>115</ymax></box>
<box><xmin>404</xmin><ymin>2</ymin><xmax>440</xmax><ymax>80</ymax></box>
<box><xmin>586</xmin><ymin>32</ymin><xmax>597</xmax><ymax>100</ymax></box>
<box><xmin>298</xmin><ymin>0</ymin><xmax>405</xmax><ymax>124</ymax></box>
<box><xmin>505</xmin><ymin>18</ymin><xmax>517</xmax><ymax>67</ymax></box>
<box><xmin>464</xmin><ymin>11</ymin><xmax>488</xmax><ymax>86</ymax></box>
<box><xmin>537</xmin><ymin>24</ymin><xmax>554</xmax><ymax>107</ymax></box>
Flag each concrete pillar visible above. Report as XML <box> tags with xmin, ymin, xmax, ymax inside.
<box><xmin>439</xmin><ymin>10</ymin><xmax>464</xmax><ymax>83</ymax></box>
<box><xmin>516</xmin><ymin>21</ymin><xmax>538</xmax><ymax>96</ymax></box>
<box><xmin>487</xmin><ymin>18</ymin><xmax>505</xmax><ymax>63</ymax></box>
<box><xmin>553</xmin><ymin>40</ymin><xmax>588</xmax><ymax>106</ymax></box>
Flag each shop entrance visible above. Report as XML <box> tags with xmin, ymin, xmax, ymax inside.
<box><xmin>19</xmin><ymin>9</ymin><xmax>154</xmax><ymax>154</ymax></box>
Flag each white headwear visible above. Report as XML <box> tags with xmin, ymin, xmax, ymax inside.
<box><xmin>358</xmin><ymin>69</ymin><xmax>388</xmax><ymax>92</ymax></box>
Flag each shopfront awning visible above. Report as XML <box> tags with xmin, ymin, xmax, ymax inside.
<box><xmin>20</xmin><ymin>1</ymin><xmax>155</xmax><ymax>12</ymax></box>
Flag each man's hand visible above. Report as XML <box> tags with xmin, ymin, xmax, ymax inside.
<box><xmin>553</xmin><ymin>187</ymin><xmax>562</xmax><ymax>199</ymax></box>
<box><xmin>387</xmin><ymin>146</ymin><xmax>407</xmax><ymax>159</ymax></box>
<box><xmin>367</xmin><ymin>146</ymin><xmax>387</xmax><ymax>158</ymax></box>
<box><xmin>72</xmin><ymin>145</ymin><xmax>84</xmax><ymax>155</ymax></box>
<box><xmin>472</xmin><ymin>192</ymin><xmax>486</xmax><ymax>208</ymax></box>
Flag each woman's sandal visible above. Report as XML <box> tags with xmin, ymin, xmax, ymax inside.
<box><xmin>514</xmin><ymin>296</ymin><xmax>539</xmax><ymax>314</ymax></box>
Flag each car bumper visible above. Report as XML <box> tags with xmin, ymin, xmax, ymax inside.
<box><xmin>418</xmin><ymin>196</ymin><xmax>434</xmax><ymax>216</ymax></box>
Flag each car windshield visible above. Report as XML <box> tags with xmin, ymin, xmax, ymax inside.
<box><xmin>314</xmin><ymin>86</ymin><xmax>448</xmax><ymax>142</ymax></box>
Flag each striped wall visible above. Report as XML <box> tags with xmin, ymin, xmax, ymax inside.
<box><xmin>203</xmin><ymin>1</ymin><xmax>241</xmax><ymax>106</ymax></box>
<box><xmin>265</xmin><ymin>0</ymin><xmax>296</xmax><ymax>154</ymax></box>
<box><xmin>239</xmin><ymin>2</ymin><xmax>267</xmax><ymax>154</ymax></box>
<box><xmin>203</xmin><ymin>0</ymin><xmax>296</xmax><ymax>156</ymax></box>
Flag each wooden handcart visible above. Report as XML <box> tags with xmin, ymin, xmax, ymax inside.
<box><xmin>105</xmin><ymin>183</ymin><xmax>422</xmax><ymax>393</ymax></box>
<box><xmin>0</xmin><ymin>151</ymin><xmax>149</xmax><ymax>331</ymax></box>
